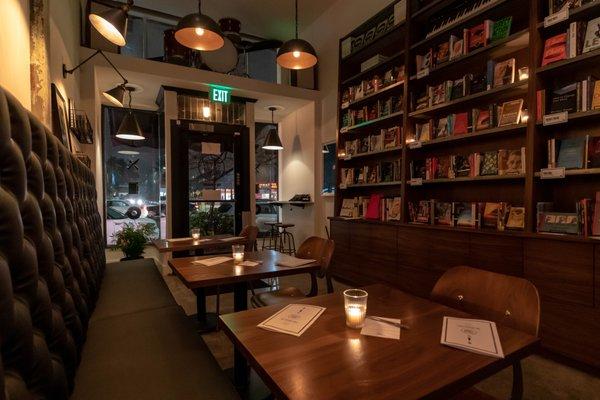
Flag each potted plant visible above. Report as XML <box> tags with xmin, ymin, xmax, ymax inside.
<box><xmin>112</xmin><ymin>223</ymin><xmax>156</xmax><ymax>261</ymax></box>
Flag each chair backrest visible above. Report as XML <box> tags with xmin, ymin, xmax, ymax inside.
<box><xmin>431</xmin><ymin>266</ymin><xmax>540</xmax><ymax>336</ymax></box>
<box><xmin>296</xmin><ymin>237</ymin><xmax>336</xmax><ymax>293</ymax></box>
<box><xmin>240</xmin><ymin>225</ymin><xmax>259</xmax><ymax>251</ymax></box>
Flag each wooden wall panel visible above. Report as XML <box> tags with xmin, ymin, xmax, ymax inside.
<box><xmin>468</xmin><ymin>235</ymin><xmax>523</xmax><ymax>276</ymax></box>
<box><xmin>596</xmin><ymin>245</ymin><xmax>599</xmax><ymax>309</ymax></box>
<box><xmin>352</xmin><ymin>223</ymin><xmax>398</xmax><ymax>286</ymax></box>
<box><xmin>524</xmin><ymin>239</ymin><xmax>594</xmax><ymax>307</ymax></box>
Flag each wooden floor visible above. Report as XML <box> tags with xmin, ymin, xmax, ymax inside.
<box><xmin>106</xmin><ymin>247</ymin><xmax>600</xmax><ymax>399</ymax></box>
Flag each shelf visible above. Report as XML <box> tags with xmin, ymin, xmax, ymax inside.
<box><xmin>537</xmin><ymin>1</ymin><xmax>600</xmax><ymax>30</ymax></box>
<box><xmin>340</xmin><ymin>181</ymin><xmax>401</xmax><ymax>190</ymax></box>
<box><xmin>409</xmin><ymin>80</ymin><xmax>528</xmax><ymax>118</ymax></box>
<box><xmin>341</xmin><ymin>81</ymin><xmax>404</xmax><ymax>110</ymax></box>
<box><xmin>342</xmin><ymin>25</ymin><xmax>403</xmax><ymax>63</ymax></box>
<box><xmin>341</xmin><ymin>111</ymin><xmax>404</xmax><ymax>133</ymax></box>
<box><xmin>341</xmin><ymin>51</ymin><xmax>405</xmax><ymax>86</ymax></box>
<box><xmin>409</xmin><ymin>30</ymin><xmax>529</xmax><ymax>81</ymax></box>
<box><xmin>410</xmin><ymin>0</ymin><xmax>509</xmax><ymax>50</ymax></box>
<box><xmin>411</xmin><ymin>0</ymin><xmax>455</xmax><ymax>20</ymax></box>
<box><xmin>407</xmin><ymin>124</ymin><xmax>526</xmax><ymax>148</ymax></box>
<box><xmin>536</xmin><ymin>109</ymin><xmax>600</xmax><ymax>125</ymax></box>
<box><xmin>409</xmin><ymin>174</ymin><xmax>525</xmax><ymax>185</ymax></box>
<box><xmin>340</xmin><ymin>146</ymin><xmax>402</xmax><ymax>160</ymax></box>
<box><xmin>534</xmin><ymin>168</ymin><xmax>600</xmax><ymax>177</ymax></box>
<box><xmin>536</xmin><ymin>48</ymin><xmax>600</xmax><ymax>74</ymax></box>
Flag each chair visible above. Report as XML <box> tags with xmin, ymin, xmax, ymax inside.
<box><xmin>430</xmin><ymin>266</ymin><xmax>540</xmax><ymax>400</ymax></box>
<box><xmin>250</xmin><ymin>237</ymin><xmax>335</xmax><ymax>307</ymax></box>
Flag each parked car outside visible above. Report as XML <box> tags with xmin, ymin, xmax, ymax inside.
<box><xmin>106</xmin><ymin>207</ymin><xmax>159</xmax><ymax>246</ymax></box>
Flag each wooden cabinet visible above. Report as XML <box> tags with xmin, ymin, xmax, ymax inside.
<box><xmin>468</xmin><ymin>235</ymin><xmax>523</xmax><ymax>276</ymax></box>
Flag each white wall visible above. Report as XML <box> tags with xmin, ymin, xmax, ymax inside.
<box><xmin>0</xmin><ymin>0</ymin><xmax>31</xmax><ymax>108</ymax></box>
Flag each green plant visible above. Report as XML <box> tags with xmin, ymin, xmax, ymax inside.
<box><xmin>189</xmin><ymin>207</ymin><xmax>234</xmax><ymax>236</ymax></box>
<box><xmin>112</xmin><ymin>223</ymin><xmax>156</xmax><ymax>259</ymax></box>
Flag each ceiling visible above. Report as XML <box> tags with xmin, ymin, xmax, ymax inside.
<box><xmin>131</xmin><ymin>0</ymin><xmax>338</xmax><ymax>41</ymax></box>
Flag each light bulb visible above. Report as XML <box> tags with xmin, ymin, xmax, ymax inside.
<box><xmin>292</xmin><ymin>50</ymin><xmax>301</xmax><ymax>58</ymax></box>
<box><xmin>195</xmin><ymin>27</ymin><xmax>205</xmax><ymax>36</ymax></box>
<box><xmin>203</xmin><ymin>106</ymin><xmax>211</xmax><ymax>118</ymax></box>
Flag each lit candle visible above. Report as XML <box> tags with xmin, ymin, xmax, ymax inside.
<box><xmin>233</xmin><ymin>252</ymin><xmax>244</xmax><ymax>263</ymax></box>
<box><xmin>345</xmin><ymin>306</ymin><xmax>366</xmax><ymax>329</ymax></box>
<box><xmin>191</xmin><ymin>228</ymin><xmax>201</xmax><ymax>240</ymax></box>
<box><xmin>343</xmin><ymin>289</ymin><xmax>368</xmax><ymax>329</ymax></box>
<box><xmin>232</xmin><ymin>244</ymin><xmax>244</xmax><ymax>264</ymax></box>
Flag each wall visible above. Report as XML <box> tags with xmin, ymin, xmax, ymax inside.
<box><xmin>0</xmin><ymin>0</ymin><xmax>31</xmax><ymax>108</ymax></box>
<box><xmin>299</xmin><ymin>0</ymin><xmax>394</xmax><ymax>233</ymax></box>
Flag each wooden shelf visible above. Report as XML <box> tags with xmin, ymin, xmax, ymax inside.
<box><xmin>341</xmin><ymin>51</ymin><xmax>405</xmax><ymax>86</ymax></box>
<box><xmin>537</xmin><ymin>1</ymin><xmax>600</xmax><ymax>29</ymax></box>
<box><xmin>536</xmin><ymin>48</ymin><xmax>600</xmax><ymax>74</ymax></box>
<box><xmin>340</xmin><ymin>146</ymin><xmax>402</xmax><ymax>160</ymax></box>
<box><xmin>341</xmin><ymin>111</ymin><xmax>403</xmax><ymax>133</ymax></box>
<box><xmin>410</xmin><ymin>30</ymin><xmax>529</xmax><ymax>81</ymax></box>
<box><xmin>410</xmin><ymin>0</ymin><xmax>455</xmax><ymax>20</ymax></box>
<box><xmin>342</xmin><ymin>25</ymin><xmax>403</xmax><ymax>63</ymax></box>
<box><xmin>341</xmin><ymin>80</ymin><xmax>404</xmax><ymax>110</ymax></box>
<box><xmin>534</xmin><ymin>168</ymin><xmax>600</xmax><ymax>177</ymax></box>
<box><xmin>536</xmin><ymin>109</ymin><xmax>600</xmax><ymax>125</ymax></box>
<box><xmin>409</xmin><ymin>81</ymin><xmax>528</xmax><ymax>118</ymax></box>
<box><xmin>407</xmin><ymin>124</ymin><xmax>527</xmax><ymax>148</ymax></box>
<box><xmin>409</xmin><ymin>174</ymin><xmax>525</xmax><ymax>185</ymax></box>
<box><xmin>340</xmin><ymin>181</ymin><xmax>401</xmax><ymax>190</ymax></box>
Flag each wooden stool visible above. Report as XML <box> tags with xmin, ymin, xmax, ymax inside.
<box><xmin>275</xmin><ymin>223</ymin><xmax>296</xmax><ymax>256</ymax></box>
<box><xmin>262</xmin><ymin>221</ymin><xmax>280</xmax><ymax>250</ymax></box>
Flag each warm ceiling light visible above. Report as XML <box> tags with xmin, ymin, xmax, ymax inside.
<box><xmin>202</xmin><ymin>106</ymin><xmax>211</xmax><ymax>118</ymax></box>
<box><xmin>175</xmin><ymin>0</ymin><xmax>224</xmax><ymax>51</ymax></box>
<box><xmin>102</xmin><ymin>85</ymin><xmax>126</xmax><ymax>107</ymax></box>
<box><xmin>277</xmin><ymin>0</ymin><xmax>318</xmax><ymax>70</ymax></box>
<box><xmin>89</xmin><ymin>0</ymin><xmax>133</xmax><ymax>47</ymax></box>
<box><xmin>263</xmin><ymin>107</ymin><xmax>283</xmax><ymax>151</ymax></box>
<box><xmin>116</xmin><ymin>88</ymin><xmax>145</xmax><ymax>141</ymax></box>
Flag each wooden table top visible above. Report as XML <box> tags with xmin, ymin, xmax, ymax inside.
<box><xmin>219</xmin><ymin>284</ymin><xmax>539</xmax><ymax>400</ymax></box>
<box><xmin>168</xmin><ymin>250</ymin><xmax>321</xmax><ymax>289</ymax></box>
<box><xmin>152</xmin><ymin>234</ymin><xmax>246</xmax><ymax>253</ymax></box>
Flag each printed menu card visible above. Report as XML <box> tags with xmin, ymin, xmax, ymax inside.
<box><xmin>441</xmin><ymin>317</ymin><xmax>504</xmax><ymax>358</ymax></box>
<box><xmin>258</xmin><ymin>304</ymin><xmax>325</xmax><ymax>337</ymax></box>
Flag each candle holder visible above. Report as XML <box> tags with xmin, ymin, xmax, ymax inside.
<box><xmin>190</xmin><ymin>228</ymin><xmax>201</xmax><ymax>240</ymax></box>
<box><xmin>344</xmin><ymin>289</ymin><xmax>368</xmax><ymax>329</ymax></box>
<box><xmin>232</xmin><ymin>244</ymin><xmax>244</xmax><ymax>264</ymax></box>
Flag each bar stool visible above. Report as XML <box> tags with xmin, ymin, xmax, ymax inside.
<box><xmin>276</xmin><ymin>223</ymin><xmax>296</xmax><ymax>256</ymax></box>
<box><xmin>262</xmin><ymin>221</ymin><xmax>280</xmax><ymax>250</ymax></box>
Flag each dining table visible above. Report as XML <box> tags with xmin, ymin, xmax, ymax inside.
<box><xmin>219</xmin><ymin>283</ymin><xmax>540</xmax><ymax>399</ymax></box>
<box><xmin>152</xmin><ymin>234</ymin><xmax>247</xmax><ymax>254</ymax></box>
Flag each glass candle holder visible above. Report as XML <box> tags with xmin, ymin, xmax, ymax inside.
<box><xmin>518</xmin><ymin>67</ymin><xmax>529</xmax><ymax>81</ymax></box>
<box><xmin>190</xmin><ymin>228</ymin><xmax>201</xmax><ymax>240</ymax></box>
<box><xmin>232</xmin><ymin>244</ymin><xmax>244</xmax><ymax>263</ymax></box>
<box><xmin>344</xmin><ymin>289</ymin><xmax>368</xmax><ymax>329</ymax></box>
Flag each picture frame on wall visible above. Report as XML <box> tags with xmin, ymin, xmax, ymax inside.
<box><xmin>51</xmin><ymin>83</ymin><xmax>72</xmax><ymax>151</ymax></box>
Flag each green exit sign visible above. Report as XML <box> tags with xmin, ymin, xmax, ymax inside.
<box><xmin>210</xmin><ymin>87</ymin><xmax>230</xmax><ymax>103</ymax></box>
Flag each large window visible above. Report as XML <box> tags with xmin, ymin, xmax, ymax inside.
<box><xmin>322</xmin><ymin>142</ymin><xmax>336</xmax><ymax>195</ymax></box>
<box><xmin>255</xmin><ymin>123</ymin><xmax>279</xmax><ymax>234</ymax></box>
<box><xmin>102</xmin><ymin>106</ymin><xmax>165</xmax><ymax>245</ymax></box>
<box><xmin>121</xmin><ymin>15</ymin><xmax>175</xmax><ymax>60</ymax></box>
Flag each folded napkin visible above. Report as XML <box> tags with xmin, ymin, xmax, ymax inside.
<box><xmin>276</xmin><ymin>257</ymin><xmax>316</xmax><ymax>268</ymax></box>
<box><xmin>361</xmin><ymin>316</ymin><xmax>401</xmax><ymax>340</ymax></box>
<box><xmin>219</xmin><ymin>236</ymin><xmax>246</xmax><ymax>242</ymax></box>
<box><xmin>192</xmin><ymin>257</ymin><xmax>232</xmax><ymax>267</ymax></box>
<box><xmin>238</xmin><ymin>260</ymin><xmax>261</xmax><ymax>267</ymax></box>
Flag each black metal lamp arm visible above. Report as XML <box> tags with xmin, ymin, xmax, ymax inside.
<box><xmin>62</xmin><ymin>49</ymin><xmax>128</xmax><ymax>84</ymax></box>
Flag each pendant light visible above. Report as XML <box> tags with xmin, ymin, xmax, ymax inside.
<box><xmin>277</xmin><ymin>0</ymin><xmax>318</xmax><ymax>70</ymax></box>
<box><xmin>263</xmin><ymin>107</ymin><xmax>283</xmax><ymax>151</ymax></box>
<box><xmin>174</xmin><ymin>0</ymin><xmax>224</xmax><ymax>51</ymax></box>
<box><xmin>89</xmin><ymin>0</ymin><xmax>133</xmax><ymax>47</ymax></box>
<box><xmin>116</xmin><ymin>88</ymin><xmax>145</xmax><ymax>141</ymax></box>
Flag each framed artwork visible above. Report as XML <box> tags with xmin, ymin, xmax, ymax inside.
<box><xmin>51</xmin><ymin>83</ymin><xmax>72</xmax><ymax>151</ymax></box>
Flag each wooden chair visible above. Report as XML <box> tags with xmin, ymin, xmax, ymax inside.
<box><xmin>431</xmin><ymin>266</ymin><xmax>540</xmax><ymax>400</ymax></box>
<box><xmin>250</xmin><ymin>237</ymin><xmax>335</xmax><ymax>308</ymax></box>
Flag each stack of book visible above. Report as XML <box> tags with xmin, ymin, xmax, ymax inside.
<box><xmin>541</xmin><ymin>16</ymin><xmax>600</xmax><ymax>67</ymax></box>
<box><xmin>341</xmin><ymin>160</ymin><xmax>401</xmax><ymax>186</ymax></box>
<box><xmin>408</xmin><ymin>200</ymin><xmax>525</xmax><ymax>230</ymax></box>
<box><xmin>537</xmin><ymin>192</ymin><xmax>600</xmax><ymax>237</ymax></box>
<box><xmin>341</xmin><ymin>65</ymin><xmax>405</xmax><ymax>108</ymax></box>
<box><xmin>340</xmin><ymin>196</ymin><xmax>402</xmax><ymax>221</ymax></box>
<box><xmin>342</xmin><ymin>95</ymin><xmax>403</xmax><ymax>128</ymax></box>
<box><xmin>343</xmin><ymin>126</ymin><xmax>402</xmax><ymax>156</ymax></box>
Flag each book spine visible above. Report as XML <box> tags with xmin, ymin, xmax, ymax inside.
<box><xmin>569</xmin><ymin>22</ymin><xmax>577</xmax><ymax>58</ymax></box>
<box><xmin>486</xmin><ymin>60</ymin><xmax>496</xmax><ymax>90</ymax></box>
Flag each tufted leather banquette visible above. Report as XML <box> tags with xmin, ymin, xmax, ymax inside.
<box><xmin>0</xmin><ymin>86</ymin><xmax>104</xmax><ymax>399</ymax></box>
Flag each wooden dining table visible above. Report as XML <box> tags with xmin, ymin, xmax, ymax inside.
<box><xmin>152</xmin><ymin>234</ymin><xmax>247</xmax><ymax>254</ymax></box>
<box><xmin>219</xmin><ymin>284</ymin><xmax>540</xmax><ymax>400</ymax></box>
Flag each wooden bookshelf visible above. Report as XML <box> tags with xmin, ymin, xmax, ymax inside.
<box><xmin>331</xmin><ymin>0</ymin><xmax>600</xmax><ymax>369</ymax></box>
<box><xmin>342</xmin><ymin>80</ymin><xmax>404</xmax><ymax>109</ymax></box>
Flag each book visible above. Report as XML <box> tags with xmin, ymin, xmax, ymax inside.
<box><xmin>416</xmin><ymin>49</ymin><xmax>434</xmax><ymax>72</ymax></box>
<box><xmin>369</xmin><ymin>132</ymin><xmax>383</xmax><ymax>152</ymax></box>
<box><xmin>454</xmin><ymin>202</ymin><xmax>477</xmax><ymax>227</ymax></box>
<box><xmin>416</xmin><ymin>200</ymin><xmax>433</xmax><ymax>224</ymax></box>
<box><xmin>491</xmin><ymin>16</ymin><xmax>512</xmax><ymax>42</ymax></box>
<box><xmin>441</xmin><ymin>317</ymin><xmax>504</xmax><ymax>358</ymax></box>
<box><xmin>550</xmin><ymin>83</ymin><xmax>578</xmax><ymax>113</ymax></box>
<box><xmin>387</xmin><ymin>197</ymin><xmax>402</xmax><ymax>221</ymax></box>
<box><xmin>498</xmin><ymin>148</ymin><xmax>524</xmax><ymax>175</ymax></box>
<box><xmin>587</xmin><ymin>136</ymin><xmax>600</xmax><ymax>168</ymax></box>
<box><xmin>538</xmin><ymin>211</ymin><xmax>580</xmax><ymax>234</ymax></box>
<box><xmin>436</xmin><ymin>155</ymin><xmax>452</xmax><ymax>178</ymax></box>
<box><xmin>435</xmin><ymin>41</ymin><xmax>450</xmax><ymax>65</ymax></box>
<box><xmin>415</xmin><ymin>121</ymin><xmax>432</xmax><ymax>142</ymax></box>
<box><xmin>493</xmin><ymin>58</ymin><xmax>515</xmax><ymax>87</ymax></box>
<box><xmin>593</xmin><ymin>192</ymin><xmax>600</xmax><ymax>236</ymax></box>
<box><xmin>556</xmin><ymin>137</ymin><xmax>587</xmax><ymax>169</ymax></box>
<box><xmin>468</xmin><ymin>21</ymin><xmax>493</xmax><ymax>52</ymax></box>
<box><xmin>569</xmin><ymin>21</ymin><xmax>587</xmax><ymax>58</ymax></box>
<box><xmin>435</xmin><ymin>117</ymin><xmax>450</xmax><ymax>138</ymax></box>
<box><xmin>498</xmin><ymin>99</ymin><xmax>523</xmax><ymax>126</ymax></box>
<box><xmin>593</xmin><ymin>80</ymin><xmax>600</xmax><ymax>109</ymax></box>
<box><xmin>365</xmin><ymin>194</ymin><xmax>383</xmax><ymax>219</ymax></box>
<box><xmin>340</xmin><ymin>198</ymin><xmax>356</xmax><ymax>218</ymax></box>
<box><xmin>473</xmin><ymin>108</ymin><xmax>491</xmax><ymax>130</ymax></box>
<box><xmin>506</xmin><ymin>207</ymin><xmax>525</xmax><ymax>230</ymax></box>
<box><xmin>583</xmin><ymin>17</ymin><xmax>600</xmax><ymax>53</ymax></box>
<box><xmin>542</xmin><ymin>33</ymin><xmax>568</xmax><ymax>66</ymax></box>
<box><xmin>453</xmin><ymin>112</ymin><xmax>469</xmax><ymax>135</ymax></box>
<box><xmin>480</xmin><ymin>151</ymin><xmax>499</xmax><ymax>175</ymax></box>
<box><xmin>435</xmin><ymin>202</ymin><xmax>453</xmax><ymax>226</ymax></box>
<box><xmin>449</xmin><ymin>35</ymin><xmax>465</xmax><ymax>60</ymax></box>
<box><xmin>453</xmin><ymin>154</ymin><xmax>471</xmax><ymax>177</ymax></box>
<box><xmin>483</xmin><ymin>202</ymin><xmax>501</xmax><ymax>228</ymax></box>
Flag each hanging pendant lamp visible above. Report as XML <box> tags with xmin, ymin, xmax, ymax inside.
<box><xmin>277</xmin><ymin>0</ymin><xmax>317</xmax><ymax>70</ymax></box>
<box><xmin>89</xmin><ymin>0</ymin><xmax>133</xmax><ymax>46</ymax></box>
<box><xmin>116</xmin><ymin>88</ymin><xmax>145</xmax><ymax>141</ymax></box>
<box><xmin>174</xmin><ymin>0</ymin><xmax>224</xmax><ymax>51</ymax></box>
<box><xmin>263</xmin><ymin>107</ymin><xmax>283</xmax><ymax>151</ymax></box>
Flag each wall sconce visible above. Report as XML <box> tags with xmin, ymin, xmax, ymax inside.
<box><xmin>89</xmin><ymin>0</ymin><xmax>134</xmax><ymax>46</ymax></box>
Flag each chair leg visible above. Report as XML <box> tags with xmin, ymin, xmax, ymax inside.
<box><xmin>511</xmin><ymin>361</ymin><xmax>523</xmax><ymax>400</ymax></box>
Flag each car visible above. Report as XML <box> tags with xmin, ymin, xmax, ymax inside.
<box><xmin>255</xmin><ymin>203</ymin><xmax>278</xmax><ymax>234</ymax></box>
<box><xmin>105</xmin><ymin>207</ymin><xmax>159</xmax><ymax>246</ymax></box>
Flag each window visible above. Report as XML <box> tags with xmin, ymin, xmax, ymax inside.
<box><xmin>255</xmin><ymin>123</ymin><xmax>279</xmax><ymax>235</ymax></box>
<box><xmin>120</xmin><ymin>15</ymin><xmax>175</xmax><ymax>60</ymax></box>
<box><xmin>102</xmin><ymin>106</ymin><xmax>165</xmax><ymax>245</ymax></box>
<box><xmin>322</xmin><ymin>142</ymin><xmax>336</xmax><ymax>195</ymax></box>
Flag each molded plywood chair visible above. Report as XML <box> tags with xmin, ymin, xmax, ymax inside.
<box><xmin>431</xmin><ymin>266</ymin><xmax>540</xmax><ymax>400</ymax></box>
<box><xmin>239</xmin><ymin>225</ymin><xmax>259</xmax><ymax>251</ymax></box>
<box><xmin>250</xmin><ymin>237</ymin><xmax>335</xmax><ymax>307</ymax></box>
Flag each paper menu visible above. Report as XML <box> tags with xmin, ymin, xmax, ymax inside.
<box><xmin>441</xmin><ymin>317</ymin><xmax>504</xmax><ymax>358</ymax></box>
<box><xmin>192</xmin><ymin>257</ymin><xmax>232</xmax><ymax>267</ymax></box>
<box><xmin>258</xmin><ymin>304</ymin><xmax>325</xmax><ymax>337</ymax></box>
<box><xmin>276</xmin><ymin>256</ymin><xmax>317</xmax><ymax>268</ymax></box>
<box><xmin>361</xmin><ymin>317</ymin><xmax>401</xmax><ymax>340</ymax></box>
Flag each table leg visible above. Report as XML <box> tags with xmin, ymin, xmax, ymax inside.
<box><xmin>233</xmin><ymin>282</ymin><xmax>249</xmax><ymax>388</ymax></box>
<box><xmin>193</xmin><ymin>287</ymin><xmax>217</xmax><ymax>333</ymax></box>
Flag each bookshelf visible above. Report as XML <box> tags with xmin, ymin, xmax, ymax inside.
<box><xmin>332</xmin><ymin>0</ymin><xmax>600</xmax><ymax>368</ymax></box>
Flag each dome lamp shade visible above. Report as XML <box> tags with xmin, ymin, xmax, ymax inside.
<box><xmin>174</xmin><ymin>0</ymin><xmax>224</xmax><ymax>51</ymax></box>
<box><xmin>277</xmin><ymin>0</ymin><xmax>318</xmax><ymax>70</ymax></box>
<box><xmin>89</xmin><ymin>0</ymin><xmax>133</xmax><ymax>47</ymax></box>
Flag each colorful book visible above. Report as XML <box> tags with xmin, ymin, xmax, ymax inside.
<box><xmin>498</xmin><ymin>148</ymin><xmax>524</xmax><ymax>175</ymax></box>
<box><xmin>493</xmin><ymin>58</ymin><xmax>515</xmax><ymax>87</ymax></box>
<box><xmin>556</xmin><ymin>137</ymin><xmax>587</xmax><ymax>169</ymax></box>
<box><xmin>480</xmin><ymin>151</ymin><xmax>499</xmax><ymax>175</ymax></box>
<box><xmin>498</xmin><ymin>99</ymin><xmax>523</xmax><ymax>126</ymax></box>
<box><xmin>583</xmin><ymin>16</ymin><xmax>600</xmax><ymax>53</ymax></box>
<box><xmin>542</xmin><ymin>33</ymin><xmax>568</xmax><ymax>66</ymax></box>
<box><xmin>491</xmin><ymin>16</ymin><xmax>512</xmax><ymax>42</ymax></box>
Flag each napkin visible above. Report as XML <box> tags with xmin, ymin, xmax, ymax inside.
<box><xmin>192</xmin><ymin>257</ymin><xmax>232</xmax><ymax>266</ymax></box>
<box><xmin>238</xmin><ymin>260</ymin><xmax>261</xmax><ymax>267</ymax></box>
<box><xmin>276</xmin><ymin>257</ymin><xmax>316</xmax><ymax>268</ymax></box>
<box><xmin>361</xmin><ymin>316</ymin><xmax>401</xmax><ymax>340</ymax></box>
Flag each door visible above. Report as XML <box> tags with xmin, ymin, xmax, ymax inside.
<box><xmin>171</xmin><ymin>120</ymin><xmax>250</xmax><ymax>238</ymax></box>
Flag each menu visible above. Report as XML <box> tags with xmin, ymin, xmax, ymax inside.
<box><xmin>258</xmin><ymin>304</ymin><xmax>325</xmax><ymax>337</ymax></box>
<box><xmin>192</xmin><ymin>257</ymin><xmax>232</xmax><ymax>266</ymax></box>
<box><xmin>441</xmin><ymin>317</ymin><xmax>504</xmax><ymax>358</ymax></box>
<box><xmin>276</xmin><ymin>255</ymin><xmax>317</xmax><ymax>268</ymax></box>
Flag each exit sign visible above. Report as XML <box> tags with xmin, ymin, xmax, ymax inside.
<box><xmin>210</xmin><ymin>87</ymin><xmax>230</xmax><ymax>103</ymax></box>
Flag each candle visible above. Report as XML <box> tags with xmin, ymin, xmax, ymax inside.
<box><xmin>232</xmin><ymin>244</ymin><xmax>244</xmax><ymax>264</ymax></box>
<box><xmin>343</xmin><ymin>289</ymin><xmax>368</xmax><ymax>329</ymax></box>
<box><xmin>190</xmin><ymin>228</ymin><xmax>201</xmax><ymax>240</ymax></box>
<box><xmin>345</xmin><ymin>306</ymin><xmax>366</xmax><ymax>329</ymax></box>
<box><xmin>233</xmin><ymin>252</ymin><xmax>244</xmax><ymax>263</ymax></box>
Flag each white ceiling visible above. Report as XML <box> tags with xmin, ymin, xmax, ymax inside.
<box><xmin>132</xmin><ymin>0</ymin><xmax>338</xmax><ymax>41</ymax></box>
